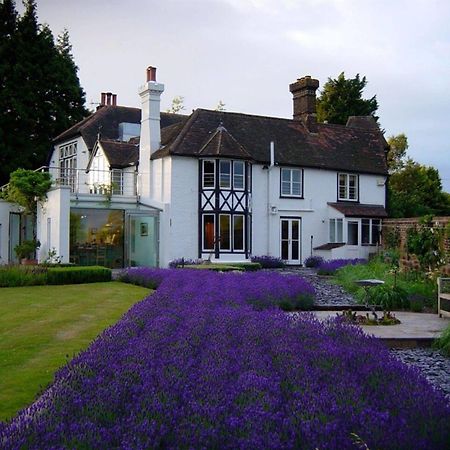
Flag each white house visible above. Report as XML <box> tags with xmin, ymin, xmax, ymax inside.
<box><xmin>0</xmin><ymin>67</ymin><xmax>388</xmax><ymax>267</ymax></box>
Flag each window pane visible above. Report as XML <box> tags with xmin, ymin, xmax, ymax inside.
<box><xmin>233</xmin><ymin>215</ymin><xmax>244</xmax><ymax>250</ymax></box>
<box><xmin>281</xmin><ymin>181</ymin><xmax>291</xmax><ymax>196</ymax></box>
<box><xmin>372</xmin><ymin>219</ymin><xmax>381</xmax><ymax>245</ymax></box>
<box><xmin>203</xmin><ymin>161</ymin><xmax>215</xmax><ymax>188</ymax></box>
<box><xmin>329</xmin><ymin>219</ymin><xmax>336</xmax><ymax>243</ymax></box>
<box><xmin>347</xmin><ymin>222</ymin><xmax>358</xmax><ymax>245</ymax></box>
<box><xmin>292</xmin><ymin>182</ymin><xmax>301</xmax><ymax>196</ymax></box>
<box><xmin>219</xmin><ymin>161</ymin><xmax>231</xmax><ymax>188</ymax></box>
<box><xmin>336</xmin><ymin>219</ymin><xmax>343</xmax><ymax>242</ymax></box>
<box><xmin>292</xmin><ymin>170</ymin><xmax>301</xmax><ymax>183</ymax></box>
<box><xmin>362</xmin><ymin>219</ymin><xmax>370</xmax><ymax>244</ymax></box>
<box><xmin>233</xmin><ymin>161</ymin><xmax>244</xmax><ymax>190</ymax></box>
<box><xmin>292</xmin><ymin>220</ymin><xmax>299</xmax><ymax>240</ymax></box>
<box><xmin>220</xmin><ymin>215</ymin><xmax>231</xmax><ymax>250</ymax></box>
<box><xmin>339</xmin><ymin>173</ymin><xmax>347</xmax><ymax>199</ymax></box>
<box><xmin>281</xmin><ymin>220</ymin><xmax>289</xmax><ymax>240</ymax></box>
<box><xmin>203</xmin><ymin>215</ymin><xmax>215</xmax><ymax>250</ymax></box>
<box><xmin>281</xmin><ymin>169</ymin><xmax>291</xmax><ymax>182</ymax></box>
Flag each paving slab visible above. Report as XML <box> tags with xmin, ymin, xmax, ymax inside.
<box><xmin>307</xmin><ymin>311</ymin><xmax>450</xmax><ymax>340</ymax></box>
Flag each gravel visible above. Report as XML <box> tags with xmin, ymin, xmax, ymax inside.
<box><xmin>277</xmin><ymin>267</ymin><xmax>358</xmax><ymax>306</ymax></box>
<box><xmin>391</xmin><ymin>347</ymin><xmax>450</xmax><ymax>402</ymax></box>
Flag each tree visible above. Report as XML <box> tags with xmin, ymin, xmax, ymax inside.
<box><xmin>386</xmin><ymin>133</ymin><xmax>408</xmax><ymax>173</ymax></box>
<box><xmin>0</xmin><ymin>0</ymin><xmax>88</xmax><ymax>186</ymax></box>
<box><xmin>388</xmin><ymin>160</ymin><xmax>450</xmax><ymax>217</ymax></box>
<box><xmin>316</xmin><ymin>72</ymin><xmax>379</xmax><ymax>125</ymax></box>
<box><xmin>166</xmin><ymin>95</ymin><xmax>185</xmax><ymax>114</ymax></box>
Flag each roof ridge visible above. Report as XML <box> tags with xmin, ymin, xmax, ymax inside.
<box><xmin>168</xmin><ymin>109</ymin><xmax>201</xmax><ymax>153</ymax></box>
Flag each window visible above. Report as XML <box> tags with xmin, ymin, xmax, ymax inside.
<box><xmin>59</xmin><ymin>141</ymin><xmax>77</xmax><ymax>191</ymax></box>
<box><xmin>219</xmin><ymin>214</ymin><xmax>231</xmax><ymax>250</ymax></box>
<box><xmin>203</xmin><ymin>160</ymin><xmax>215</xmax><ymax>188</ymax></box>
<box><xmin>219</xmin><ymin>161</ymin><xmax>231</xmax><ymax>188</ymax></box>
<box><xmin>347</xmin><ymin>221</ymin><xmax>359</xmax><ymax>245</ymax></box>
<box><xmin>233</xmin><ymin>215</ymin><xmax>244</xmax><ymax>251</ymax></box>
<box><xmin>281</xmin><ymin>168</ymin><xmax>302</xmax><ymax>197</ymax></box>
<box><xmin>233</xmin><ymin>161</ymin><xmax>244</xmax><ymax>190</ymax></box>
<box><xmin>203</xmin><ymin>215</ymin><xmax>215</xmax><ymax>250</ymax></box>
<box><xmin>111</xmin><ymin>169</ymin><xmax>123</xmax><ymax>195</ymax></box>
<box><xmin>329</xmin><ymin>218</ymin><xmax>343</xmax><ymax>243</ymax></box>
<box><xmin>362</xmin><ymin>219</ymin><xmax>381</xmax><ymax>245</ymax></box>
<box><xmin>338</xmin><ymin>173</ymin><xmax>358</xmax><ymax>201</ymax></box>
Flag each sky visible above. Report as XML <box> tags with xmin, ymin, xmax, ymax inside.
<box><xmin>21</xmin><ymin>0</ymin><xmax>450</xmax><ymax>191</ymax></box>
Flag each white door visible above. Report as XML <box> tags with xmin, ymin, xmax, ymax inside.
<box><xmin>280</xmin><ymin>218</ymin><xmax>301</xmax><ymax>264</ymax></box>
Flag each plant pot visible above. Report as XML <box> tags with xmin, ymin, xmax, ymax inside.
<box><xmin>21</xmin><ymin>258</ymin><xmax>38</xmax><ymax>265</ymax></box>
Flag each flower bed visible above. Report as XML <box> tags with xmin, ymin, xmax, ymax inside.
<box><xmin>317</xmin><ymin>258</ymin><xmax>366</xmax><ymax>275</ymax></box>
<box><xmin>1</xmin><ymin>269</ymin><xmax>449</xmax><ymax>449</ymax></box>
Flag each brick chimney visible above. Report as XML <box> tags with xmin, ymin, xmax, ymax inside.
<box><xmin>138</xmin><ymin>66</ymin><xmax>164</xmax><ymax>198</ymax></box>
<box><xmin>289</xmin><ymin>76</ymin><xmax>320</xmax><ymax>132</ymax></box>
<box><xmin>99</xmin><ymin>92</ymin><xmax>117</xmax><ymax>107</ymax></box>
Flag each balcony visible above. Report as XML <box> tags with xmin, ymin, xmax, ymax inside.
<box><xmin>49</xmin><ymin>167</ymin><xmax>138</xmax><ymax>198</ymax></box>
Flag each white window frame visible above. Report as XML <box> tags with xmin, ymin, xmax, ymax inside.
<box><xmin>338</xmin><ymin>173</ymin><xmax>358</xmax><ymax>201</ymax></box>
<box><xmin>202</xmin><ymin>160</ymin><xmax>215</xmax><ymax>189</ymax></box>
<box><xmin>202</xmin><ymin>214</ymin><xmax>215</xmax><ymax>251</ymax></box>
<box><xmin>362</xmin><ymin>218</ymin><xmax>381</xmax><ymax>246</ymax></box>
<box><xmin>329</xmin><ymin>218</ymin><xmax>343</xmax><ymax>243</ymax></box>
<box><xmin>233</xmin><ymin>161</ymin><xmax>245</xmax><ymax>190</ymax></box>
<box><xmin>59</xmin><ymin>141</ymin><xmax>78</xmax><ymax>190</ymax></box>
<box><xmin>280</xmin><ymin>168</ymin><xmax>303</xmax><ymax>197</ymax></box>
<box><xmin>233</xmin><ymin>214</ymin><xmax>245</xmax><ymax>251</ymax></box>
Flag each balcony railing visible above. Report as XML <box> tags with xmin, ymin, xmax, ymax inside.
<box><xmin>50</xmin><ymin>167</ymin><xmax>138</xmax><ymax>197</ymax></box>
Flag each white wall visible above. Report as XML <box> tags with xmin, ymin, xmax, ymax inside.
<box><xmin>252</xmin><ymin>166</ymin><xmax>386</xmax><ymax>264</ymax></box>
<box><xmin>37</xmin><ymin>186</ymin><xmax>71</xmax><ymax>263</ymax></box>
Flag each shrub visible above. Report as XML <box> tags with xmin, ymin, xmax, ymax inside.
<box><xmin>250</xmin><ymin>255</ymin><xmax>285</xmax><ymax>268</ymax></box>
<box><xmin>2</xmin><ymin>269</ymin><xmax>449</xmax><ymax>449</ymax></box>
<box><xmin>0</xmin><ymin>265</ymin><xmax>47</xmax><ymax>287</ymax></box>
<box><xmin>46</xmin><ymin>266</ymin><xmax>111</xmax><ymax>285</ymax></box>
<box><xmin>408</xmin><ymin>294</ymin><xmax>427</xmax><ymax>312</ymax></box>
<box><xmin>304</xmin><ymin>255</ymin><xmax>324</xmax><ymax>268</ymax></box>
<box><xmin>434</xmin><ymin>324</ymin><xmax>450</xmax><ymax>356</ymax></box>
<box><xmin>317</xmin><ymin>258</ymin><xmax>366</xmax><ymax>275</ymax></box>
<box><xmin>367</xmin><ymin>284</ymin><xmax>409</xmax><ymax>310</ymax></box>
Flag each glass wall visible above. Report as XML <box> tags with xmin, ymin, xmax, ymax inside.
<box><xmin>70</xmin><ymin>208</ymin><xmax>124</xmax><ymax>268</ymax></box>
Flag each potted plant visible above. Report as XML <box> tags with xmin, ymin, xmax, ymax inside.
<box><xmin>14</xmin><ymin>240</ymin><xmax>40</xmax><ymax>265</ymax></box>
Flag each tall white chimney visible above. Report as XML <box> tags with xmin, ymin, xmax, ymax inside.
<box><xmin>138</xmin><ymin>66</ymin><xmax>164</xmax><ymax>198</ymax></box>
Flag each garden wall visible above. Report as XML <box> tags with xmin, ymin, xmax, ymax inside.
<box><xmin>382</xmin><ymin>217</ymin><xmax>450</xmax><ymax>257</ymax></box>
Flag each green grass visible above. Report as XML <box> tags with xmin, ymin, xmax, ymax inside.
<box><xmin>0</xmin><ymin>282</ymin><xmax>149</xmax><ymax>421</ymax></box>
<box><xmin>434</xmin><ymin>323</ymin><xmax>450</xmax><ymax>356</ymax></box>
<box><xmin>333</xmin><ymin>259</ymin><xmax>437</xmax><ymax>307</ymax></box>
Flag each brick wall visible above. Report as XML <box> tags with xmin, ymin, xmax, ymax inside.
<box><xmin>382</xmin><ymin>217</ymin><xmax>450</xmax><ymax>256</ymax></box>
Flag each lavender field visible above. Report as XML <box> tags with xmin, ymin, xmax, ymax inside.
<box><xmin>1</xmin><ymin>269</ymin><xmax>449</xmax><ymax>449</ymax></box>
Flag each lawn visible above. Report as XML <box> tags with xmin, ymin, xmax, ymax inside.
<box><xmin>0</xmin><ymin>281</ymin><xmax>149</xmax><ymax>421</ymax></box>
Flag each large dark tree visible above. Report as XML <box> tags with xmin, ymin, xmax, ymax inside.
<box><xmin>316</xmin><ymin>72</ymin><xmax>379</xmax><ymax>125</ymax></box>
<box><xmin>0</xmin><ymin>0</ymin><xmax>87</xmax><ymax>186</ymax></box>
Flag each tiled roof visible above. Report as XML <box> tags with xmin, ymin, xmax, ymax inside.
<box><xmin>99</xmin><ymin>140</ymin><xmax>139</xmax><ymax>168</ymax></box>
<box><xmin>153</xmin><ymin>109</ymin><xmax>388</xmax><ymax>175</ymax></box>
<box><xmin>328</xmin><ymin>202</ymin><xmax>388</xmax><ymax>217</ymax></box>
<box><xmin>53</xmin><ymin>106</ymin><xmax>186</xmax><ymax>150</ymax></box>
<box><xmin>198</xmin><ymin>125</ymin><xmax>252</xmax><ymax>159</ymax></box>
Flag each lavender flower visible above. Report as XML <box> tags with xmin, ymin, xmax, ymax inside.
<box><xmin>317</xmin><ymin>258</ymin><xmax>366</xmax><ymax>275</ymax></box>
<box><xmin>1</xmin><ymin>269</ymin><xmax>448</xmax><ymax>449</ymax></box>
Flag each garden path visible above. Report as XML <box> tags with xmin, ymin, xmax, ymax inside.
<box><xmin>276</xmin><ymin>267</ymin><xmax>358</xmax><ymax>306</ymax></box>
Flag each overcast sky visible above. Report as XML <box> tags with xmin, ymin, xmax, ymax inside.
<box><xmin>25</xmin><ymin>0</ymin><xmax>450</xmax><ymax>191</ymax></box>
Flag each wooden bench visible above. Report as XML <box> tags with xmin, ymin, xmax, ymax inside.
<box><xmin>437</xmin><ymin>277</ymin><xmax>450</xmax><ymax>318</ymax></box>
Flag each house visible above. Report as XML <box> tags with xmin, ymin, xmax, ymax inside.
<box><xmin>0</xmin><ymin>67</ymin><xmax>388</xmax><ymax>267</ymax></box>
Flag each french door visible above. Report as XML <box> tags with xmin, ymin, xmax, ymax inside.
<box><xmin>280</xmin><ymin>218</ymin><xmax>301</xmax><ymax>264</ymax></box>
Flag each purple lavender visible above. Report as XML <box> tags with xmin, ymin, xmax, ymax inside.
<box><xmin>250</xmin><ymin>255</ymin><xmax>285</xmax><ymax>268</ymax></box>
<box><xmin>1</xmin><ymin>269</ymin><xmax>448</xmax><ymax>449</ymax></box>
<box><xmin>317</xmin><ymin>258</ymin><xmax>366</xmax><ymax>275</ymax></box>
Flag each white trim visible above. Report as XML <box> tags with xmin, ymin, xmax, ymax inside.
<box><xmin>280</xmin><ymin>167</ymin><xmax>302</xmax><ymax>197</ymax></box>
<box><xmin>338</xmin><ymin>173</ymin><xmax>358</xmax><ymax>201</ymax></box>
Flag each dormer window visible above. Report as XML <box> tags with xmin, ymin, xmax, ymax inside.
<box><xmin>338</xmin><ymin>173</ymin><xmax>358</xmax><ymax>201</ymax></box>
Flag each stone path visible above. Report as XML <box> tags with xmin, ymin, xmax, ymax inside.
<box><xmin>278</xmin><ymin>267</ymin><xmax>358</xmax><ymax>306</ymax></box>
